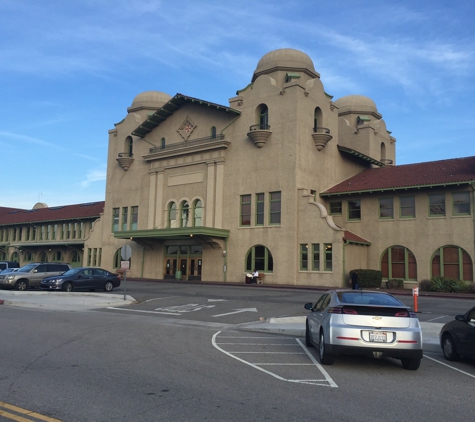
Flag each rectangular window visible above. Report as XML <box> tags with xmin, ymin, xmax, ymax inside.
<box><xmin>329</xmin><ymin>202</ymin><xmax>342</xmax><ymax>215</ymax></box>
<box><xmin>324</xmin><ymin>243</ymin><xmax>332</xmax><ymax>271</ymax></box>
<box><xmin>78</xmin><ymin>222</ymin><xmax>83</xmax><ymax>238</ymax></box>
<box><xmin>112</xmin><ymin>208</ymin><xmax>120</xmax><ymax>231</ymax></box>
<box><xmin>379</xmin><ymin>198</ymin><xmax>394</xmax><ymax>219</ymax></box>
<box><xmin>52</xmin><ymin>224</ymin><xmax>57</xmax><ymax>240</ymax></box>
<box><xmin>39</xmin><ymin>226</ymin><xmax>44</xmax><ymax>241</ymax></box>
<box><xmin>300</xmin><ymin>244</ymin><xmax>308</xmax><ymax>270</ymax></box>
<box><xmin>348</xmin><ymin>200</ymin><xmax>361</xmax><ymax>220</ymax></box>
<box><xmin>131</xmin><ymin>206</ymin><xmax>138</xmax><ymax>230</ymax></box>
<box><xmin>18</xmin><ymin>227</ymin><xmax>22</xmax><ymax>241</ymax></box>
<box><xmin>97</xmin><ymin>248</ymin><xmax>102</xmax><ymax>267</ymax></box>
<box><xmin>256</xmin><ymin>193</ymin><xmax>264</xmax><ymax>226</ymax></box>
<box><xmin>61</xmin><ymin>224</ymin><xmax>66</xmax><ymax>239</ymax></box>
<box><xmin>240</xmin><ymin>195</ymin><xmax>251</xmax><ymax>226</ymax></box>
<box><xmin>87</xmin><ymin>248</ymin><xmax>92</xmax><ymax>266</ymax></box>
<box><xmin>122</xmin><ymin>207</ymin><xmax>128</xmax><ymax>231</ymax></box>
<box><xmin>312</xmin><ymin>243</ymin><xmax>320</xmax><ymax>271</ymax></box>
<box><xmin>67</xmin><ymin>223</ymin><xmax>71</xmax><ymax>239</ymax></box>
<box><xmin>429</xmin><ymin>194</ymin><xmax>445</xmax><ymax>216</ymax></box>
<box><xmin>453</xmin><ymin>192</ymin><xmax>470</xmax><ymax>215</ymax></box>
<box><xmin>32</xmin><ymin>226</ymin><xmax>36</xmax><ymax>241</ymax></box>
<box><xmin>310</xmin><ymin>190</ymin><xmax>317</xmax><ymax>201</ymax></box>
<box><xmin>269</xmin><ymin>191</ymin><xmax>281</xmax><ymax>225</ymax></box>
<box><xmin>400</xmin><ymin>195</ymin><xmax>415</xmax><ymax>218</ymax></box>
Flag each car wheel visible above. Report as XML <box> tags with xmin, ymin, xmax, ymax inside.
<box><xmin>305</xmin><ymin>322</ymin><xmax>313</xmax><ymax>347</ymax></box>
<box><xmin>62</xmin><ymin>282</ymin><xmax>73</xmax><ymax>292</ymax></box>
<box><xmin>15</xmin><ymin>280</ymin><xmax>28</xmax><ymax>291</ymax></box>
<box><xmin>401</xmin><ymin>358</ymin><xmax>421</xmax><ymax>370</ymax></box>
<box><xmin>319</xmin><ymin>331</ymin><xmax>334</xmax><ymax>365</ymax></box>
<box><xmin>103</xmin><ymin>281</ymin><xmax>114</xmax><ymax>292</ymax></box>
<box><xmin>442</xmin><ymin>333</ymin><xmax>459</xmax><ymax>361</ymax></box>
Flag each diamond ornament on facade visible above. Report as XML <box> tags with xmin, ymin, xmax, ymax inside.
<box><xmin>178</xmin><ymin>116</ymin><xmax>197</xmax><ymax>141</ymax></box>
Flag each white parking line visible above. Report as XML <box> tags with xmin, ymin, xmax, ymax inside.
<box><xmin>425</xmin><ymin>315</ymin><xmax>448</xmax><ymax>322</ymax></box>
<box><xmin>424</xmin><ymin>355</ymin><xmax>475</xmax><ymax>379</ymax></box>
<box><xmin>212</xmin><ymin>332</ymin><xmax>338</xmax><ymax>388</ymax></box>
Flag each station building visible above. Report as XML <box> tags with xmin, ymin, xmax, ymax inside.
<box><xmin>1</xmin><ymin>48</ymin><xmax>474</xmax><ymax>287</ymax></box>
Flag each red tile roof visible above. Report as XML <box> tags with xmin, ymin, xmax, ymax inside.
<box><xmin>0</xmin><ymin>202</ymin><xmax>105</xmax><ymax>225</ymax></box>
<box><xmin>322</xmin><ymin>156</ymin><xmax>475</xmax><ymax>196</ymax></box>
<box><xmin>343</xmin><ymin>230</ymin><xmax>371</xmax><ymax>245</ymax></box>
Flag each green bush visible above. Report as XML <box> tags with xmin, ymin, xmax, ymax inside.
<box><xmin>351</xmin><ymin>269</ymin><xmax>382</xmax><ymax>289</ymax></box>
<box><xmin>386</xmin><ymin>279</ymin><xmax>404</xmax><ymax>289</ymax></box>
<box><xmin>419</xmin><ymin>279</ymin><xmax>432</xmax><ymax>291</ymax></box>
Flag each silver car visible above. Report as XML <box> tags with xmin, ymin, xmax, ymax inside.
<box><xmin>0</xmin><ymin>262</ymin><xmax>72</xmax><ymax>290</ymax></box>
<box><xmin>304</xmin><ymin>289</ymin><xmax>423</xmax><ymax>370</ymax></box>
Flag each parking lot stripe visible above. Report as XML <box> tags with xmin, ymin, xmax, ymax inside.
<box><xmin>424</xmin><ymin>355</ymin><xmax>475</xmax><ymax>379</ymax></box>
<box><xmin>296</xmin><ymin>339</ymin><xmax>338</xmax><ymax>388</ymax></box>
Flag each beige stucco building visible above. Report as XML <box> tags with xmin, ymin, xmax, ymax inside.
<box><xmin>2</xmin><ymin>48</ymin><xmax>474</xmax><ymax>288</ymax></box>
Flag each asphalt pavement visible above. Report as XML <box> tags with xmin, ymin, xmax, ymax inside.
<box><xmin>0</xmin><ymin>288</ymin><xmax>443</xmax><ymax>352</ymax></box>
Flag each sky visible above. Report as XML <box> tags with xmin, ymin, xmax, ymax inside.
<box><xmin>1</xmin><ymin>0</ymin><xmax>474</xmax><ymax>209</ymax></box>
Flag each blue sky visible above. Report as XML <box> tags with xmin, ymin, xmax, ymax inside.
<box><xmin>1</xmin><ymin>0</ymin><xmax>474</xmax><ymax>209</ymax></box>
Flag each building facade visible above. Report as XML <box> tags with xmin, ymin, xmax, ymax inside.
<box><xmin>1</xmin><ymin>48</ymin><xmax>473</xmax><ymax>287</ymax></box>
<box><xmin>0</xmin><ymin>202</ymin><xmax>104</xmax><ymax>267</ymax></box>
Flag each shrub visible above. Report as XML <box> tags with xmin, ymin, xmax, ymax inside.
<box><xmin>387</xmin><ymin>279</ymin><xmax>404</xmax><ymax>289</ymax></box>
<box><xmin>466</xmin><ymin>282</ymin><xmax>475</xmax><ymax>294</ymax></box>
<box><xmin>419</xmin><ymin>279</ymin><xmax>432</xmax><ymax>291</ymax></box>
<box><xmin>351</xmin><ymin>269</ymin><xmax>382</xmax><ymax>289</ymax></box>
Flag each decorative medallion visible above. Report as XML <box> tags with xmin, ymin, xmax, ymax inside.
<box><xmin>177</xmin><ymin>116</ymin><xmax>197</xmax><ymax>141</ymax></box>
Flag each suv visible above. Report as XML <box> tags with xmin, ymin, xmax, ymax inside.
<box><xmin>0</xmin><ymin>261</ymin><xmax>20</xmax><ymax>271</ymax></box>
<box><xmin>0</xmin><ymin>262</ymin><xmax>72</xmax><ymax>291</ymax></box>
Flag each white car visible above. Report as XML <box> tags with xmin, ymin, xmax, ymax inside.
<box><xmin>304</xmin><ymin>289</ymin><xmax>423</xmax><ymax>370</ymax></box>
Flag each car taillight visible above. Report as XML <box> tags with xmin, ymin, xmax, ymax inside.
<box><xmin>342</xmin><ymin>308</ymin><xmax>358</xmax><ymax>315</ymax></box>
<box><xmin>328</xmin><ymin>307</ymin><xmax>342</xmax><ymax>314</ymax></box>
<box><xmin>395</xmin><ymin>310</ymin><xmax>417</xmax><ymax>318</ymax></box>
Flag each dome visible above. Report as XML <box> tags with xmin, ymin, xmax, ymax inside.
<box><xmin>333</xmin><ymin>95</ymin><xmax>378</xmax><ymax>114</ymax></box>
<box><xmin>129</xmin><ymin>90</ymin><xmax>171</xmax><ymax>110</ymax></box>
<box><xmin>252</xmin><ymin>48</ymin><xmax>319</xmax><ymax>81</ymax></box>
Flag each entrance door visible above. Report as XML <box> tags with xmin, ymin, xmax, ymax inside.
<box><xmin>180</xmin><ymin>259</ymin><xmax>187</xmax><ymax>280</ymax></box>
<box><xmin>164</xmin><ymin>258</ymin><xmax>177</xmax><ymax>279</ymax></box>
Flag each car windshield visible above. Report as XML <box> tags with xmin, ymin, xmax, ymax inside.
<box><xmin>338</xmin><ymin>292</ymin><xmax>404</xmax><ymax>306</ymax></box>
<box><xmin>0</xmin><ymin>268</ymin><xmax>16</xmax><ymax>274</ymax></box>
<box><xmin>61</xmin><ymin>268</ymin><xmax>82</xmax><ymax>277</ymax></box>
<box><xmin>18</xmin><ymin>264</ymin><xmax>37</xmax><ymax>273</ymax></box>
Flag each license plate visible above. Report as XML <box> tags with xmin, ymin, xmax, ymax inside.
<box><xmin>369</xmin><ymin>331</ymin><xmax>387</xmax><ymax>342</ymax></box>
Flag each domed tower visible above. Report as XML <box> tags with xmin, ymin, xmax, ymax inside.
<box><xmin>334</xmin><ymin>94</ymin><xmax>396</xmax><ymax>166</ymax></box>
<box><xmin>252</xmin><ymin>48</ymin><xmax>320</xmax><ymax>84</ymax></box>
<box><xmin>127</xmin><ymin>90</ymin><xmax>172</xmax><ymax>113</ymax></box>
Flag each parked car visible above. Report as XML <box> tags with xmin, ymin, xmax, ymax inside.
<box><xmin>0</xmin><ymin>263</ymin><xmax>72</xmax><ymax>290</ymax></box>
<box><xmin>0</xmin><ymin>268</ymin><xmax>19</xmax><ymax>274</ymax></box>
<box><xmin>304</xmin><ymin>289</ymin><xmax>423</xmax><ymax>370</ymax></box>
<box><xmin>0</xmin><ymin>261</ymin><xmax>20</xmax><ymax>271</ymax></box>
<box><xmin>439</xmin><ymin>305</ymin><xmax>475</xmax><ymax>361</ymax></box>
<box><xmin>40</xmin><ymin>267</ymin><xmax>121</xmax><ymax>292</ymax></box>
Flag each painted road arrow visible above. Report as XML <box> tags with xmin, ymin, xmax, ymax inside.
<box><xmin>212</xmin><ymin>308</ymin><xmax>258</xmax><ymax>317</ymax></box>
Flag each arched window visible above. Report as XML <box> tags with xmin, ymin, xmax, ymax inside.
<box><xmin>11</xmin><ymin>251</ymin><xmax>20</xmax><ymax>263</ymax></box>
<box><xmin>0</xmin><ymin>251</ymin><xmax>5</xmax><ymax>260</ymax></box>
<box><xmin>258</xmin><ymin>105</ymin><xmax>269</xmax><ymax>129</ymax></box>
<box><xmin>168</xmin><ymin>202</ymin><xmax>177</xmax><ymax>228</ymax></box>
<box><xmin>431</xmin><ymin>246</ymin><xmax>473</xmax><ymax>281</ymax></box>
<box><xmin>245</xmin><ymin>245</ymin><xmax>273</xmax><ymax>273</ymax></box>
<box><xmin>380</xmin><ymin>142</ymin><xmax>386</xmax><ymax>161</ymax></box>
<box><xmin>193</xmin><ymin>200</ymin><xmax>203</xmax><ymax>227</ymax></box>
<box><xmin>53</xmin><ymin>251</ymin><xmax>62</xmax><ymax>262</ymax></box>
<box><xmin>71</xmin><ymin>252</ymin><xmax>81</xmax><ymax>268</ymax></box>
<box><xmin>126</xmin><ymin>136</ymin><xmax>133</xmax><ymax>157</ymax></box>
<box><xmin>381</xmin><ymin>246</ymin><xmax>417</xmax><ymax>280</ymax></box>
<box><xmin>161</xmin><ymin>137</ymin><xmax>166</xmax><ymax>149</ymax></box>
<box><xmin>39</xmin><ymin>252</ymin><xmax>48</xmax><ymax>262</ymax></box>
<box><xmin>211</xmin><ymin>127</ymin><xmax>217</xmax><ymax>139</ymax></box>
<box><xmin>313</xmin><ymin>107</ymin><xmax>323</xmax><ymax>132</ymax></box>
<box><xmin>181</xmin><ymin>201</ymin><xmax>190</xmax><ymax>227</ymax></box>
<box><xmin>23</xmin><ymin>251</ymin><xmax>33</xmax><ymax>262</ymax></box>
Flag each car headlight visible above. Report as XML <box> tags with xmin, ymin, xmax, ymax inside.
<box><xmin>6</xmin><ymin>275</ymin><xmax>15</xmax><ymax>280</ymax></box>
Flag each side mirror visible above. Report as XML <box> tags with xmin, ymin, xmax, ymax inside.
<box><xmin>455</xmin><ymin>315</ymin><xmax>465</xmax><ymax>322</ymax></box>
<box><xmin>304</xmin><ymin>303</ymin><xmax>313</xmax><ymax>310</ymax></box>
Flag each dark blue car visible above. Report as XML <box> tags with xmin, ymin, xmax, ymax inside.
<box><xmin>40</xmin><ymin>267</ymin><xmax>121</xmax><ymax>292</ymax></box>
<box><xmin>440</xmin><ymin>306</ymin><xmax>475</xmax><ymax>361</ymax></box>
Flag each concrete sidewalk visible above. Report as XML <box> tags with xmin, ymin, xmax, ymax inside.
<box><xmin>0</xmin><ymin>290</ymin><xmax>136</xmax><ymax>311</ymax></box>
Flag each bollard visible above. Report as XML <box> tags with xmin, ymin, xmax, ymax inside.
<box><xmin>412</xmin><ymin>287</ymin><xmax>419</xmax><ymax>313</ymax></box>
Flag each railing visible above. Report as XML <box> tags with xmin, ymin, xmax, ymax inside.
<box><xmin>148</xmin><ymin>134</ymin><xmax>225</xmax><ymax>154</ymax></box>
<box><xmin>313</xmin><ymin>127</ymin><xmax>330</xmax><ymax>134</ymax></box>
<box><xmin>249</xmin><ymin>124</ymin><xmax>271</xmax><ymax>131</ymax></box>
<box><xmin>118</xmin><ymin>152</ymin><xmax>133</xmax><ymax>158</ymax></box>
